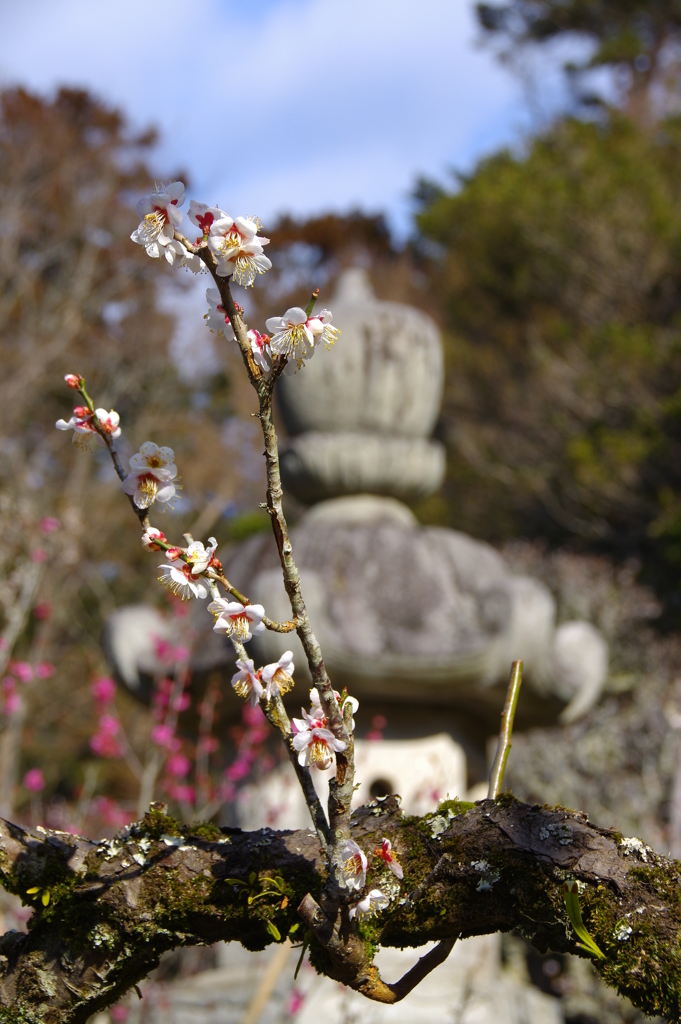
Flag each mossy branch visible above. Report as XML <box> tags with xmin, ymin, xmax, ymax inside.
<box><xmin>0</xmin><ymin>798</ymin><xmax>679</xmax><ymax>1022</ymax></box>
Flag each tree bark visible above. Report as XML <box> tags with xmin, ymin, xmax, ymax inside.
<box><xmin>0</xmin><ymin>796</ymin><xmax>678</xmax><ymax>1023</ymax></box>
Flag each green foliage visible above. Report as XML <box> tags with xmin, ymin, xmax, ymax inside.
<box><xmin>414</xmin><ymin>114</ymin><xmax>681</xmax><ymax>614</ymax></box>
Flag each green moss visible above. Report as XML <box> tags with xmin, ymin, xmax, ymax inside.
<box><xmin>134</xmin><ymin>807</ymin><xmax>182</xmax><ymax>840</ymax></box>
<box><xmin>437</xmin><ymin>799</ymin><xmax>475</xmax><ymax>815</ymax></box>
<box><xmin>187</xmin><ymin>821</ymin><xmax>223</xmax><ymax>841</ymax></box>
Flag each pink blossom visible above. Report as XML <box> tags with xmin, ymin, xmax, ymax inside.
<box><xmin>1</xmin><ymin>693</ymin><xmax>17</xmax><ymax>714</ymax></box>
<box><xmin>151</xmin><ymin>724</ymin><xmax>175</xmax><ymax>747</ymax></box>
<box><xmin>33</xmin><ymin>602</ymin><xmax>51</xmax><ymax>620</ymax></box>
<box><xmin>35</xmin><ymin>662</ymin><xmax>55</xmax><ymax>680</ymax></box>
<box><xmin>172</xmin><ymin>692</ymin><xmax>191</xmax><ymax>712</ymax></box>
<box><xmin>2</xmin><ymin>677</ymin><xmax>16</xmax><ymax>694</ymax></box>
<box><xmin>31</xmin><ymin>549</ymin><xmax>48</xmax><ymax>563</ymax></box>
<box><xmin>11</xmin><ymin>662</ymin><xmax>33</xmax><ymax>684</ymax></box>
<box><xmin>40</xmin><ymin>516</ymin><xmax>60</xmax><ymax>533</ymax></box>
<box><xmin>243</xmin><ymin>704</ymin><xmax>267</xmax><ymax>729</ymax></box>
<box><xmin>198</xmin><ymin>736</ymin><xmax>219</xmax><ymax>754</ymax></box>
<box><xmin>99</xmin><ymin>714</ymin><xmax>120</xmax><ymax>736</ymax></box>
<box><xmin>166</xmin><ymin>753</ymin><xmax>191</xmax><ymax>778</ymax></box>
<box><xmin>287</xmin><ymin>989</ymin><xmax>305</xmax><ymax>1015</ymax></box>
<box><xmin>167</xmin><ymin>783</ymin><xmax>195</xmax><ymax>803</ymax></box>
<box><xmin>89</xmin><ymin>732</ymin><xmax>121</xmax><ymax>758</ymax></box>
<box><xmin>110</xmin><ymin>1006</ymin><xmax>129</xmax><ymax>1022</ymax></box>
<box><xmin>91</xmin><ymin>677</ymin><xmax>116</xmax><ymax>704</ymax></box>
<box><xmin>23</xmin><ymin>768</ymin><xmax>45</xmax><ymax>793</ymax></box>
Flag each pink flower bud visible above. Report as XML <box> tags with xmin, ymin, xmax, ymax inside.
<box><xmin>4</xmin><ymin>693</ymin><xmax>21</xmax><ymax>714</ymax></box>
<box><xmin>91</xmin><ymin>677</ymin><xmax>116</xmax><ymax>703</ymax></box>
<box><xmin>2</xmin><ymin>677</ymin><xmax>15</xmax><ymax>694</ymax></box>
<box><xmin>165</xmin><ymin>547</ymin><xmax>182</xmax><ymax>561</ymax></box>
<box><xmin>166</xmin><ymin>753</ymin><xmax>191</xmax><ymax>778</ymax></box>
<box><xmin>33</xmin><ymin>602</ymin><xmax>51</xmax><ymax>620</ymax></box>
<box><xmin>98</xmin><ymin>714</ymin><xmax>119</xmax><ymax>736</ymax></box>
<box><xmin>110</xmin><ymin>1006</ymin><xmax>129</xmax><ymax>1022</ymax></box>
<box><xmin>31</xmin><ymin>549</ymin><xmax>47</xmax><ymax>563</ymax></box>
<box><xmin>11</xmin><ymin>662</ymin><xmax>33</xmax><ymax>684</ymax></box>
<box><xmin>23</xmin><ymin>768</ymin><xmax>45</xmax><ymax>793</ymax></box>
<box><xmin>35</xmin><ymin>662</ymin><xmax>55</xmax><ymax>680</ymax></box>
<box><xmin>40</xmin><ymin>516</ymin><xmax>60</xmax><ymax>533</ymax></box>
<box><xmin>172</xmin><ymin>693</ymin><xmax>191</xmax><ymax>712</ymax></box>
<box><xmin>151</xmin><ymin>724</ymin><xmax>174</xmax><ymax>747</ymax></box>
<box><xmin>64</xmin><ymin>374</ymin><xmax>82</xmax><ymax>389</ymax></box>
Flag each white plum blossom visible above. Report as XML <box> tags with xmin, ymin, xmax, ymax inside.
<box><xmin>307</xmin><ymin>309</ymin><xmax>340</xmax><ymax>350</ymax></box>
<box><xmin>185</xmin><ymin>537</ymin><xmax>218</xmax><ymax>575</ymax></box>
<box><xmin>261</xmin><ymin>651</ymin><xmax>295</xmax><ymax>701</ymax></box>
<box><xmin>266</xmin><ymin>307</ymin><xmax>339</xmax><ymax>374</ymax></box>
<box><xmin>121</xmin><ymin>442</ymin><xmax>177</xmax><ymax>510</ymax></box>
<box><xmin>349</xmin><ymin>889</ymin><xmax>389</xmax><ymax>921</ymax></box>
<box><xmin>157</xmin><ymin>562</ymin><xmax>208</xmax><ymax>601</ymax></box>
<box><xmin>209</xmin><ymin>599</ymin><xmax>266</xmax><ymax>642</ymax></box>
<box><xmin>56</xmin><ymin>407</ymin><xmax>121</xmax><ymax>447</ymax></box>
<box><xmin>188</xmin><ymin>201</ymin><xmax>225</xmax><ymax>239</ymax></box>
<box><xmin>162</xmin><ymin>238</ymin><xmax>202</xmax><ymax>273</ymax></box>
<box><xmin>208</xmin><ymin>215</ymin><xmax>272</xmax><ymax>287</ymax></box>
<box><xmin>375</xmin><ymin>838</ymin><xmax>403</xmax><ymax>880</ymax></box>
<box><xmin>291</xmin><ymin>707</ymin><xmax>346</xmax><ymax>770</ymax></box>
<box><xmin>340</xmin><ymin>839</ymin><xmax>367</xmax><ymax>890</ymax></box>
<box><xmin>231</xmin><ymin>658</ymin><xmax>265</xmax><ymax>706</ymax></box>
<box><xmin>248</xmin><ymin>329</ymin><xmax>271</xmax><ymax>372</ymax></box>
<box><xmin>204</xmin><ymin>287</ymin><xmax>236</xmax><ymax>340</ymax></box>
<box><xmin>310</xmin><ymin>687</ymin><xmax>359</xmax><ymax>732</ymax></box>
<box><xmin>130</xmin><ymin>181</ymin><xmax>185</xmax><ymax>258</ymax></box>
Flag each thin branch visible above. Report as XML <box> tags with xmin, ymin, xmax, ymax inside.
<box><xmin>488</xmin><ymin>660</ymin><xmax>523</xmax><ymax>799</ymax></box>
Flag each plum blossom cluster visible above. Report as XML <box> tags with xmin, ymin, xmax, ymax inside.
<box><xmin>130</xmin><ymin>182</ymin><xmax>201</xmax><ymax>271</ymax></box>
<box><xmin>56</xmin><ymin>405</ymin><xmax>120</xmax><ymax>448</ymax></box>
<box><xmin>230</xmin><ymin>651</ymin><xmax>295</xmax><ymax>706</ymax></box>
<box><xmin>291</xmin><ymin>688</ymin><xmax>358</xmax><ymax>771</ymax></box>
<box><xmin>267</xmin><ymin>306</ymin><xmax>340</xmax><ymax>374</ymax></box>
<box><xmin>157</xmin><ymin>538</ymin><xmax>220</xmax><ymax>601</ymax></box>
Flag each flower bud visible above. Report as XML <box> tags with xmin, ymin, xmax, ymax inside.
<box><xmin>64</xmin><ymin>374</ymin><xmax>83</xmax><ymax>389</ymax></box>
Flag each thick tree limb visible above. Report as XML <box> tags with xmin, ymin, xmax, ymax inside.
<box><xmin>0</xmin><ymin>797</ymin><xmax>679</xmax><ymax>1022</ymax></box>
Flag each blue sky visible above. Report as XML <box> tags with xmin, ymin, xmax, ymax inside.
<box><xmin>0</xmin><ymin>0</ymin><xmax>574</xmax><ymax>236</ymax></box>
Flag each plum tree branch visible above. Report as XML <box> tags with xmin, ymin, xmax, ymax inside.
<box><xmin>0</xmin><ymin>797</ymin><xmax>679</xmax><ymax>1022</ymax></box>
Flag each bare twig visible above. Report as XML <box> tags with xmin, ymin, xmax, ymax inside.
<box><xmin>488</xmin><ymin>660</ymin><xmax>523</xmax><ymax>799</ymax></box>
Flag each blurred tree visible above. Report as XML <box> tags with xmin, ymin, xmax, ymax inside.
<box><xmin>477</xmin><ymin>0</ymin><xmax>681</xmax><ymax>122</ymax></box>
<box><xmin>0</xmin><ymin>87</ymin><xmax>254</xmax><ymax>821</ymax></box>
<box><xmin>413</xmin><ymin>114</ymin><xmax>681</xmax><ymax>618</ymax></box>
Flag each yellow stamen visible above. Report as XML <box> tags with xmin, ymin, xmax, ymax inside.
<box><xmin>136</xmin><ymin>476</ymin><xmax>158</xmax><ymax>509</ymax></box>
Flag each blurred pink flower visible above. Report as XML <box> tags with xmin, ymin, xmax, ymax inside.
<box><xmin>164</xmin><ymin>782</ymin><xmax>193</xmax><ymax>806</ymax></box>
<box><xmin>166</xmin><ymin>753</ymin><xmax>191</xmax><ymax>778</ymax></box>
<box><xmin>6</xmin><ymin>693</ymin><xmax>23</xmax><ymax>713</ymax></box>
<box><xmin>89</xmin><ymin>732</ymin><xmax>121</xmax><ymax>758</ymax></box>
<box><xmin>287</xmin><ymin>988</ymin><xmax>305</xmax><ymax>1015</ymax></box>
<box><xmin>35</xmin><ymin>662</ymin><xmax>55</xmax><ymax>680</ymax></box>
<box><xmin>242</xmin><ymin>704</ymin><xmax>267</xmax><ymax>729</ymax></box>
<box><xmin>110</xmin><ymin>1005</ymin><xmax>129</xmax><ymax>1022</ymax></box>
<box><xmin>32</xmin><ymin>602</ymin><xmax>51</xmax><ymax>620</ymax></box>
<box><xmin>151</xmin><ymin>724</ymin><xmax>175</xmax><ymax>747</ymax></box>
<box><xmin>2</xmin><ymin>677</ymin><xmax>16</xmax><ymax>694</ymax></box>
<box><xmin>98</xmin><ymin>714</ymin><xmax>120</xmax><ymax>736</ymax></box>
<box><xmin>0</xmin><ymin>638</ymin><xmax>6</xmax><ymax>651</ymax></box>
<box><xmin>173</xmin><ymin>645</ymin><xmax>190</xmax><ymax>662</ymax></box>
<box><xmin>198</xmin><ymin>736</ymin><xmax>219</xmax><ymax>754</ymax></box>
<box><xmin>23</xmin><ymin>768</ymin><xmax>45</xmax><ymax>793</ymax></box>
<box><xmin>11</xmin><ymin>662</ymin><xmax>33</xmax><ymax>684</ymax></box>
<box><xmin>30</xmin><ymin>549</ymin><xmax>47</xmax><ymax>563</ymax></box>
<box><xmin>91</xmin><ymin>677</ymin><xmax>116</xmax><ymax>704</ymax></box>
<box><xmin>40</xmin><ymin>517</ymin><xmax>60</xmax><ymax>533</ymax></box>
<box><xmin>172</xmin><ymin>692</ymin><xmax>191</xmax><ymax>712</ymax></box>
